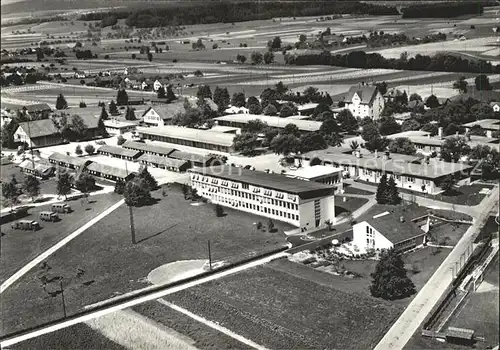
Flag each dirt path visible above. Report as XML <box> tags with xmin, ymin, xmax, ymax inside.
<box><xmin>86</xmin><ymin>309</ymin><xmax>197</xmax><ymax>350</ymax></box>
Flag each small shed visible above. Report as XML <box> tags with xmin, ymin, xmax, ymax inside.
<box><xmin>446</xmin><ymin>327</ymin><xmax>475</xmax><ymax>346</ymax></box>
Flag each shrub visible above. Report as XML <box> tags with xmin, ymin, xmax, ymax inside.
<box><xmin>215</xmin><ymin>204</ymin><xmax>224</xmax><ymax>217</ymax></box>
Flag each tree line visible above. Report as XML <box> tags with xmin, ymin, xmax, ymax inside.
<box><xmin>401</xmin><ymin>2</ymin><xmax>486</xmax><ymax>18</ymax></box>
<box><xmin>78</xmin><ymin>1</ymin><xmax>397</xmax><ymax>28</ymax></box>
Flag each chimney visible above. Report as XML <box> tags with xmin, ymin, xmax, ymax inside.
<box><xmin>374</xmin><ymin>149</ymin><xmax>378</xmax><ymax>158</ymax></box>
<box><xmin>438</xmin><ymin>127</ymin><xmax>443</xmax><ymax>139</ymax></box>
<box><xmin>400</xmin><ymin>216</ymin><xmax>405</xmax><ymax>223</ymax></box>
<box><xmin>383</xmin><ymin>151</ymin><xmax>390</xmax><ymax>160</ymax></box>
<box><xmin>455</xmin><ymin>131</ymin><xmax>459</xmax><ymax>136</ymax></box>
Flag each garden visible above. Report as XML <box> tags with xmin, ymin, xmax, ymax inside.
<box><xmin>0</xmin><ymin>185</ymin><xmax>291</xmax><ymax>336</ymax></box>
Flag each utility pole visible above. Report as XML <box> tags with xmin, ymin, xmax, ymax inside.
<box><xmin>124</xmin><ymin>160</ymin><xmax>136</xmax><ymax>244</ymax></box>
<box><xmin>24</xmin><ymin>109</ymin><xmax>35</xmax><ymax>169</ymax></box>
<box><xmin>60</xmin><ymin>278</ymin><xmax>67</xmax><ymax>318</ymax></box>
<box><xmin>208</xmin><ymin>240</ymin><xmax>212</xmax><ymax>270</ymax></box>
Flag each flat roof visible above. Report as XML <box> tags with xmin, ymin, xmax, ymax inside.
<box><xmin>103</xmin><ymin>120</ymin><xmax>136</xmax><ymax>128</ymax></box>
<box><xmin>189</xmin><ymin>165</ymin><xmax>334</xmax><ymax>198</ymax></box>
<box><xmin>301</xmin><ymin>149</ymin><xmax>472</xmax><ymax>179</ymax></box>
<box><xmin>137</xmin><ymin>126</ymin><xmax>235</xmax><ymax>147</ymax></box>
<box><xmin>462</xmin><ymin>119</ymin><xmax>500</xmax><ymax>131</ymax></box>
<box><xmin>387</xmin><ymin>130</ymin><xmax>431</xmax><ymax>139</ymax></box>
<box><xmin>214</xmin><ymin>114</ymin><xmax>322</xmax><ymax>132</ymax></box>
<box><xmin>169</xmin><ymin>150</ymin><xmax>214</xmax><ymax>164</ymax></box>
<box><xmin>210</xmin><ymin>125</ymin><xmax>241</xmax><ymax>133</ymax></box>
<box><xmin>86</xmin><ymin>162</ymin><xmax>134</xmax><ymax>179</ymax></box>
<box><xmin>97</xmin><ymin>145</ymin><xmax>141</xmax><ymax>158</ymax></box>
<box><xmin>122</xmin><ymin>140</ymin><xmax>176</xmax><ymax>156</ymax></box>
<box><xmin>286</xmin><ymin>165</ymin><xmax>343</xmax><ymax>180</ymax></box>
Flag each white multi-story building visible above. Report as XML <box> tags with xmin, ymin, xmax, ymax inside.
<box><xmin>189</xmin><ymin>166</ymin><xmax>336</xmax><ymax>229</ymax></box>
<box><xmin>285</xmin><ymin>165</ymin><xmax>343</xmax><ymax>194</ymax></box>
<box><xmin>344</xmin><ymin>85</ymin><xmax>384</xmax><ymax>120</ymax></box>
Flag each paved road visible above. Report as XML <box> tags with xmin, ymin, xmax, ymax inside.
<box><xmin>374</xmin><ymin>189</ymin><xmax>499</xmax><ymax>350</ymax></box>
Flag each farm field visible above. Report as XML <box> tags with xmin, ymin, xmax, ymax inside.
<box><xmin>0</xmin><ymin>191</ymin><xmax>121</xmax><ymax>283</ymax></box>
<box><xmin>0</xmin><ymin>185</ymin><xmax>291</xmax><ymax>336</ymax></box>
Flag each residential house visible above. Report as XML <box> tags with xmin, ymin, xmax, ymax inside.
<box><xmin>383</xmin><ymin>88</ymin><xmax>404</xmax><ymax>103</ymax></box>
<box><xmin>24</xmin><ymin>103</ymin><xmax>52</xmax><ymax>116</ymax></box>
<box><xmin>142</xmin><ymin>103</ymin><xmax>187</xmax><ymax>126</ymax></box>
<box><xmin>153</xmin><ymin>79</ymin><xmax>167</xmax><ymax>92</ymax></box>
<box><xmin>352</xmin><ymin>209</ymin><xmax>427</xmax><ymax>253</ymax></box>
<box><xmin>74</xmin><ymin>71</ymin><xmax>86</xmax><ymax>79</ymax></box>
<box><xmin>190</xmin><ymin>165</ymin><xmax>336</xmax><ymax>228</ymax></box>
<box><xmin>343</xmin><ymin>85</ymin><xmax>385</xmax><ymax>120</ymax></box>
<box><xmin>14</xmin><ymin>119</ymin><xmax>61</xmax><ymax>148</ymax></box>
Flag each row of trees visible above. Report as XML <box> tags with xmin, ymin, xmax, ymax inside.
<box><xmin>285</xmin><ymin>50</ymin><xmax>499</xmax><ymax>74</ymax></box>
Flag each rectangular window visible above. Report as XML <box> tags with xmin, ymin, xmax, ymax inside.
<box><xmin>366</xmin><ymin>226</ymin><xmax>369</xmax><ymax>234</ymax></box>
<box><xmin>242</xmin><ymin>183</ymin><xmax>249</xmax><ymax>189</ymax></box>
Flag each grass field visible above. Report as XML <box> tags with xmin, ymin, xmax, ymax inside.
<box><xmin>335</xmin><ymin>196</ymin><xmax>369</xmax><ymax>216</ymax></box>
<box><xmin>0</xmin><ymin>185</ymin><xmax>291</xmax><ymax>336</ymax></box>
<box><xmin>343</xmin><ymin>185</ymin><xmax>374</xmax><ymax>195</ymax></box>
<box><xmin>164</xmin><ymin>264</ymin><xmax>403</xmax><ymax>349</ymax></box>
<box><xmin>0</xmin><ymin>192</ymin><xmax>122</xmax><ymax>283</ymax></box>
<box><xmin>11</xmin><ymin>323</ymin><xmax>124</xmax><ymax>350</ymax></box>
<box><xmin>427</xmin><ymin>221</ymin><xmax>470</xmax><ymax>246</ymax></box>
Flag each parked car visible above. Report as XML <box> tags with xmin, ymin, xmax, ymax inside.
<box><xmin>51</xmin><ymin>203</ymin><xmax>72</xmax><ymax>213</ymax></box>
<box><xmin>11</xmin><ymin>220</ymin><xmax>40</xmax><ymax>231</ymax></box>
<box><xmin>40</xmin><ymin>211</ymin><xmax>59</xmax><ymax>222</ymax></box>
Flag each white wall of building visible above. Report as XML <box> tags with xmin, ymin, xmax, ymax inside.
<box><xmin>352</xmin><ymin>221</ymin><xmax>393</xmax><ymax>252</ymax></box>
<box><xmin>143</xmin><ymin>109</ymin><xmax>166</xmax><ymax>127</ymax></box>
<box><xmin>345</xmin><ymin>91</ymin><xmax>384</xmax><ymax>120</ymax></box>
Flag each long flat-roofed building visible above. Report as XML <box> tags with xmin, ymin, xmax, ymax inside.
<box><xmin>138</xmin><ymin>153</ymin><xmax>191</xmax><ymax>172</ymax></box>
<box><xmin>122</xmin><ymin>140</ymin><xmax>176</xmax><ymax>157</ymax></box>
<box><xmin>463</xmin><ymin>119</ymin><xmax>500</xmax><ymax>138</ymax></box>
<box><xmin>48</xmin><ymin>152</ymin><xmax>92</xmax><ymax>170</ymax></box>
<box><xmin>298</xmin><ymin>148</ymin><xmax>473</xmax><ymax>195</ymax></box>
<box><xmin>285</xmin><ymin>165</ymin><xmax>343</xmax><ymax>193</ymax></box>
<box><xmin>136</xmin><ymin>126</ymin><xmax>235</xmax><ymax>153</ymax></box>
<box><xmin>97</xmin><ymin>144</ymin><xmax>142</xmax><ymax>161</ymax></box>
<box><xmin>214</xmin><ymin>114</ymin><xmax>322</xmax><ymax>133</ymax></box>
<box><xmin>189</xmin><ymin>166</ymin><xmax>336</xmax><ymax>229</ymax></box>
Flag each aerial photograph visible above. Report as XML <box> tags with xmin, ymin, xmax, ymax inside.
<box><xmin>0</xmin><ymin>0</ymin><xmax>498</xmax><ymax>349</ymax></box>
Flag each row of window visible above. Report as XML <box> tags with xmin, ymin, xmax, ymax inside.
<box><xmin>209</xmin><ymin>193</ymin><xmax>299</xmax><ymax>221</ymax></box>
<box><xmin>366</xmin><ymin>225</ymin><xmax>374</xmax><ymax>237</ymax></box>
<box><xmin>192</xmin><ymin>182</ymin><xmax>299</xmax><ymax>210</ymax></box>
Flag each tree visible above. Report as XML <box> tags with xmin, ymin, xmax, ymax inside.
<box><xmin>268</xmin><ymin>36</ymin><xmax>282</xmax><ymax>49</ymax></box>
<box><xmin>409</xmin><ymin>93</ymin><xmax>422</xmax><ymax>102</ymax></box>
<box><xmin>337</xmin><ymin>109</ymin><xmax>358</xmax><ymax>133</ymax></box>
<box><xmin>388</xmin><ymin>137</ymin><xmax>416</xmax><ymax>155</ymax></box>
<box><xmin>236</xmin><ymin>54</ymin><xmax>247</xmax><ymax>63</ymax></box>
<box><xmin>125</xmin><ymin>107</ymin><xmax>136</xmax><ymax>120</ymax></box>
<box><xmin>365</xmin><ymin>135</ymin><xmax>389</xmax><ymax>152</ymax></box>
<box><xmin>279</xmin><ymin>105</ymin><xmax>294</xmax><ymax>118</ymax></box>
<box><xmin>213</xmin><ymin>86</ymin><xmax>230</xmax><ymax>113</ymax></box>
<box><xmin>157</xmin><ymin>86</ymin><xmax>166</xmax><ymax>99</ymax></box>
<box><xmin>116</xmin><ymin>89</ymin><xmax>129</xmax><ymax>106</ymax></box>
<box><xmin>453</xmin><ymin>76</ymin><xmax>468</xmax><ymax>94</ymax></box>
<box><xmin>263</xmin><ymin>51</ymin><xmax>275</xmax><ymax>64</ymax></box>
<box><xmin>268</xmin><ymin>218</ymin><xmax>275</xmax><ymax>232</ymax></box>
<box><xmin>243</xmin><ymin>119</ymin><xmax>267</xmax><ymax>133</ymax></box>
<box><xmin>138</xmin><ymin>165</ymin><xmax>158</xmax><ymax>190</ymax></box>
<box><xmin>114</xmin><ymin>179</ymin><xmax>125</xmax><ymax>195</ymax></box>
<box><xmin>56</xmin><ymin>94</ymin><xmax>68</xmax><ymax>110</ymax></box>
<box><xmin>275</xmin><ymin>81</ymin><xmax>288</xmax><ymax>95</ymax></box>
<box><xmin>109</xmin><ymin>100</ymin><xmax>119</xmax><ymax>115</ymax></box>
<box><xmin>421</xmin><ymin>123</ymin><xmax>438</xmax><ymax>136</ymax></box>
<box><xmin>234</xmin><ymin>132</ymin><xmax>259</xmax><ymax>155</ymax></box>
<box><xmin>386</xmin><ymin>176</ymin><xmax>400</xmax><ymax>204</ymax></box>
<box><xmin>95</xmin><ymin>106</ymin><xmax>108</xmax><ymax>123</ymax></box>
<box><xmin>147</xmin><ymin>52</ymin><xmax>153</xmax><ymax>62</ymax></box>
<box><xmin>440</xmin><ymin>136</ymin><xmax>470</xmax><ymax>162</ymax></box>
<box><xmin>248</xmin><ymin>103</ymin><xmax>262</xmax><ymax>115</ymax></box>
<box><xmin>440</xmin><ymin>174</ymin><xmax>457</xmax><ymax>194</ymax></box>
<box><xmin>84</xmin><ymin>144</ymin><xmax>95</xmax><ymax>155</ymax></box>
<box><xmin>370</xmin><ymin>249</ymin><xmax>416</xmax><ymax>300</ymax></box>
<box><xmin>2</xmin><ymin>176</ymin><xmax>22</xmax><ymax>209</ymax></box>
<box><xmin>215</xmin><ymin>204</ymin><xmax>224</xmax><ymax>217</ymax></box>
<box><xmin>70</xmin><ymin>115</ymin><xmax>88</xmax><ymax>139</ymax></box>
<box><xmin>263</xmin><ymin>104</ymin><xmax>278</xmax><ymax>116</ymax></box>
<box><xmin>474</xmin><ymin>74</ymin><xmax>491</xmax><ymax>91</ymax></box>
<box><xmin>196</xmin><ymin>85</ymin><xmax>212</xmax><ymax>100</ymax></box>
<box><xmin>117</xmin><ymin>135</ymin><xmax>126</xmax><ymax>145</ymax></box>
<box><xmin>376</xmin><ymin>174</ymin><xmax>389</xmax><ymax>204</ymax></box>
<box><xmin>401</xmin><ymin>118</ymin><xmax>421</xmax><ymax>132</ymax></box>
<box><xmin>75</xmin><ymin>145</ymin><xmax>83</xmax><ymax>156</ymax></box>
<box><xmin>270</xmin><ymin>133</ymin><xmax>301</xmax><ymax>156</ymax></box>
<box><xmin>166</xmin><ymin>84</ymin><xmax>176</xmax><ymax>102</ymax></box>
<box><xmin>470</xmin><ymin>102</ymin><xmax>495</xmax><ymax>120</ymax></box>
<box><xmin>74</xmin><ymin>173</ymin><xmax>95</xmax><ymax>198</ymax></box>
<box><xmin>362</xmin><ymin>121</ymin><xmax>379</xmax><ymax>142</ymax></box>
<box><xmin>425</xmin><ymin>94</ymin><xmax>440</xmax><ymax>109</ymax></box>
<box><xmin>299</xmin><ymin>34</ymin><xmax>307</xmax><ymax>43</ymax></box>
<box><xmin>181</xmin><ymin>184</ymin><xmax>190</xmax><ymax>199</ymax></box>
<box><xmin>300</xmin><ymin>131</ymin><xmax>328</xmax><ymax>152</ymax></box>
<box><xmin>231</xmin><ymin>92</ymin><xmax>246</xmax><ymax>108</ymax></box>
<box><xmin>303</xmin><ymin>86</ymin><xmax>321</xmax><ymax>102</ymax></box>
<box><xmin>251</xmin><ymin>51</ymin><xmax>263</xmax><ymax>65</ymax></box>
<box><xmin>379</xmin><ymin>116</ymin><xmax>401</xmax><ymax>135</ymax></box>
<box><xmin>123</xmin><ymin>178</ymin><xmax>151</xmax><ymax>207</ymax></box>
<box><xmin>57</xmin><ymin>173</ymin><xmax>73</xmax><ymax>200</ymax></box>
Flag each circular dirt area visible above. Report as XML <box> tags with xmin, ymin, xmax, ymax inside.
<box><xmin>148</xmin><ymin>260</ymin><xmax>208</xmax><ymax>286</ymax></box>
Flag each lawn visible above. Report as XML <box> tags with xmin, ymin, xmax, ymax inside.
<box><xmin>343</xmin><ymin>185</ymin><xmax>374</xmax><ymax>196</ymax></box>
<box><xmin>0</xmin><ymin>185</ymin><xmax>291</xmax><ymax>336</ymax></box>
<box><xmin>427</xmin><ymin>221</ymin><xmax>470</xmax><ymax>246</ymax></box>
<box><xmin>400</xmin><ymin>184</ymin><xmax>493</xmax><ymax>206</ymax></box>
<box><xmin>133</xmin><ymin>301</ymin><xmax>251</xmax><ymax>350</ymax></box>
<box><xmin>0</xmin><ymin>192</ymin><xmax>122</xmax><ymax>283</ymax></box>
<box><xmin>164</xmin><ymin>264</ymin><xmax>403</xmax><ymax>350</ymax></box>
<box><xmin>10</xmin><ymin>323</ymin><xmax>124</xmax><ymax>350</ymax></box>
